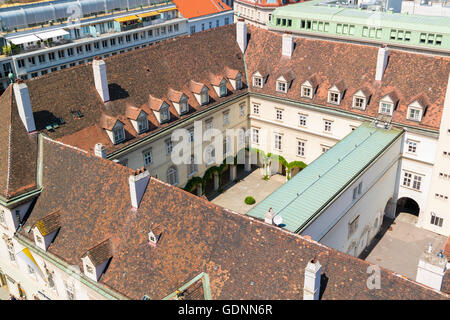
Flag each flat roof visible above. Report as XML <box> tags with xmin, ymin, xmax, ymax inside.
<box><xmin>246</xmin><ymin>122</ymin><xmax>403</xmax><ymax>233</ymax></box>
<box><xmin>272</xmin><ymin>3</ymin><xmax>450</xmax><ymax>34</ymax></box>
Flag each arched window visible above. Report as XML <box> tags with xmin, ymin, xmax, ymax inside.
<box><xmin>167</xmin><ymin>166</ymin><xmax>178</xmax><ymax>185</ymax></box>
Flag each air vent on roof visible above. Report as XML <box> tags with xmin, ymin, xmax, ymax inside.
<box><xmin>45</xmin><ymin>117</ymin><xmax>65</xmax><ymax>132</ymax></box>
<box><xmin>71</xmin><ymin>110</ymin><xmax>84</xmax><ymax>119</ymax></box>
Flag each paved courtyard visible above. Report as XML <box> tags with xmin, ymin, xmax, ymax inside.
<box><xmin>211</xmin><ymin>169</ymin><xmax>286</xmax><ymax>214</ymax></box>
<box><xmin>363</xmin><ymin>213</ymin><xmax>447</xmax><ymax>281</ymax></box>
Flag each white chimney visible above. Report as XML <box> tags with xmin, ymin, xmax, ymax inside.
<box><xmin>416</xmin><ymin>248</ymin><xmax>447</xmax><ymax>291</ymax></box>
<box><xmin>129</xmin><ymin>168</ymin><xmax>150</xmax><ymax>209</ymax></box>
<box><xmin>94</xmin><ymin>143</ymin><xmax>106</xmax><ymax>158</ymax></box>
<box><xmin>264</xmin><ymin>207</ymin><xmax>275</xmax><ymax>224</ymax></box>
<box><xmin>236</xmin><ymin>20</ymin><xmax>247</xmax><ymax>53</ymax></box>
<box><xmin>282</xmin><ymin>34</ymin><xmax>294</xmax><ymax>57</ymax></box>
<box><xmin>93</xmin><ymin>58</ymin><xmax>110</xmax><ymax>102</ymax></box>
<box><xmin>13</xmin><ymin>82</ymin><xmax>36</xmax><ymax>133</ymax></box>
<box><xmin>303</xmin><ymin>259</ymin><xmax>322</xmax><ymax>300</ymax></box>
<box><xmin>375</xmin><ymin>46</ymin><xmax>389</xmax><ymax>81</ymax></box>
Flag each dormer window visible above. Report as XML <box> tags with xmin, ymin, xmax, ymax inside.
<box><xmin>353</xmin><ymin>96</ymin><xmax>366</xmax><ymax>110</ymax></box>
<box><xmin>235</xmin><ymin>74</ymin><xmax>242</xmax><ymax>90</ymax></box>
<box><xmin>276</xmin><ymin>80</ymin><xmax>287</xmax><ymax>93</ymax></box>
<box><xmin>160</xmin><ymin>106</ymin><xmax>170</xmax><ymax>122</ymax></box>
<box><xmin>328</xmin><ymin>91</ymin><xmax>340</xmax><ymax>104</ymax></box>
<box><xmin>137</xmin><ymin>113</ymin><xmax>148</xmax><ymax>133</ymax></box>
<box><xmin>113</xmin><ymin>126</ymin><xmax>125</xmax><ymax>143</ymax></box>
<box><xmin>407</xmin><ymin>107</ymin><xmax>422</xmax><ymax>121</ymax></box>
<box><xmin>180</xmin><ymin>97</ymin><xmax>189</xmax><ymax>114</ymax></box>
<box><xmin>301</xmin><ymin>85</ymin><xmax>312</xmax><ymax>99</ymax></box>
<box><xmin>148</xmin><ymin>225</ymin><xmax>162</xmax><ymax>247</ymax></box>
<box><xmin>219</xmin><ymin>80</ymin><xmax>227</xmax><ymax>97</ymax></box>
<box><xmin>379</xmin><ymin>101</ymin><xmax>393</xmax><ymax>115</ymax></box>
<box><xmin>201</xmin><ymin>88</ymin><xmax>209</xmax><ymax>105</ymax></box>
<box><xmin>253</xmin><ymin>76</ymin><xmax>263</xmax><ymax>88</ymax></box>
<box><xmin>85</xmin><ymin>264</ymin><xmax>94</xmax><ymax>274</ymax></box>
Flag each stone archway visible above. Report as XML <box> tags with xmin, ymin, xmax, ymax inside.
<box><xmin>395</xmin><ymin>197</ymin><xmax>420</xmax><ymax>224</ymax></box>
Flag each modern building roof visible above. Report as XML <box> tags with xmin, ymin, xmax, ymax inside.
<box><xmin>172</xmin><ymin>0</ymin><xmax>231</xmax><ymax>19</ymax></box>
<box><xmin>236</xmin><ymin>0</ymin><xmax>304</xmax><ymax>8</ymax></box>
<box><xmin>247</xmin><ymin>122</ymin><xmax>403</xmax><ymax>233</ymax></box>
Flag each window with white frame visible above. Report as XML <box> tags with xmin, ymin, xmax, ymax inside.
<box><xmin>223</xmin><ymin>111</ymin><xmax>230</xmax><ymax>126</ymax></box>
<box><xmin>276</xmin><ymin>109</ymin><xmax>283</xmax><ymax>121</ymax></box>
<box><xmin>252</xmin><ymin>128</ymin><xmax>260</xmax><ymax>144</ymax></box>
<box><xmin>180</xmin><ymin>98</ymin><xmax>189</xmax><ymax>114</ymax></box>
<box><xmin>321</xmin><ymin>146</ymin><xmax>330</xmax><ymax>154</ymax></box>
<box><xmin>64</xmin><ymin>282</ymin><xmax>75</xmax><ymax>300</ymax></box>
<box><xmin>219</xmin><ymin>82</ymin><xmax>227</xmax><ymax>97</ymax></box>
<box><xmin>166</xmin><ymin>140</ymin><xmax>173</xmax><ymax>155</ymax></box>
<box><xmin>328</xmin><ymin>91</ymin><xmax>340</xmax><ymax>104</ymax></box>
<box><xmin>353</xmin><ymin>96</ymin><xmax>366</xmax><ymax>109</ymax></box>
<box><xmin>252</xmin><ymin>103</ymin><xmax>260</xmax><ymax>115</ymax></box>
<box><xmin>6</xmin><ymin>241</ymin><xmax>15</xmax><ymax>262</ymax></box>
<box><xmin>301</xmin><ymin>85</ymin><xmax>313</xmax><ymax>99</ymax></box>
<box><xmin>430</xmin><ymin>212</ymin><xmax>443</xmax><ymax>227</ymax></box>
<box><xmin>402</xmin><ymin>171</ymin><xmax>422</xmax><ymax>190</ymax></box>
<box><xmin>379</xmin><ymin>102</ymin><xmax>393</xmax><ymax>115</ymax></box>
<box><xmin>274</xmin><ymin>134</ymin><xmax>282</xmax><ymax>151</ymax></box>
<box><xmin>167</xmin><ymin>166</ymin><xmax>178</xmax><ymax>185</ymax></box>
<box><xmin>236</xmin><ymin>75</ymin><xmax>242</xmax><ymax>90</ymax></box>
<box><xmin>205</xmin><ymin>118</ymin><xmax>213</xmax><ymax>132</ymax></box>
<box><xmin>239</xmin><ymin>103</ymin><xmax>245</xmax><ymax>117</ymax></box>
<box><xmin>324</xmin><ymin>120</ymin><xmax>332</xmax><ymax>132</ymax></box>
<box><xmin>238</xmin><ymin>128</ymin><xmax>246</xmax><ymax>146</ymax></box>
<box><xmin>276</xmin><ymin>81</ymin><xmax>287</xmax><ymax>93</ymax></box>
<box><xmin>253</xmin><ymin>76</ymin><xmax>263</xmax><ymax>88</ymax></box>
<box><xmin>189</xmin><ymin>128</ymin><xmax>194</xmax><ymax>143</ymax></box>
<box><xmin>223</xmin><ymin>136</ymin><xmax>231</xmax><ymax>155</ymax></box>
<box><xmin>297</xmin><ymin>140</ymin><xmax>305</xmax><ymax>157</ymax></box>
<box><xmin>143</xmin><ymin>149</ymin><xmax>152</xmax><ymax>166</ymax></box>
<box><xmin>188</xmin><ymin>155</ymin><xmax>197</xmax><ymax>176</ymax></box>
<box><xmin>113</xmin><ymin>127</ymin><xmax>125</xmax><ymax>143</ymax></box>
<box><xmin>348</xmin><ymin>215</ymin><xmax>359</xmax><ymax>238</ymax></box>
<box><xmin>407</xmin><ymin>107</ymin><xmax>422</xmax><ymax>121</ymax></box>
<box><xmin>137</xmin><ymin>114</ymin><xmax>148</xmax><ymax>133</ymax></box>
<box><xmin>406</xmin><ymin>140</ymin><xmax>418</xmax><ymax>154</ymax></box>
<box><xmin>201</xmin><ymin>89</ymin><xmax>209</xmax><ymax>105</ymax></box>
<box><xmin>299</xmin><ymin>114</ymin><xmax>307</xmax><ymax>127</ymax></box>
<box><xmin>160</xmin><ymin>106</ymin><xmax>170</xmax><ymax>122</ymax></box>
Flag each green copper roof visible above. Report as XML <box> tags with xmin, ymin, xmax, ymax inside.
<box><xmin>246</xmin><ymin>122</ymin><xmax>403</xmax><ymax>233</ymax></box>
<box><xmin>271</xmin><ymin>2</ymin><xmax>450</xmax><ymax>34</ymax></box>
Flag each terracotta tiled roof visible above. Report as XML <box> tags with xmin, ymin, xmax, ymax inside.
<box><xmin>208</xmin><ymin>73</ymin><xmax>225</xmax><ymax>86</ymax></box>
<box><xmin>173</xmin><ymin>0</ymin><xmax>232</xmax><ymax>19</ymax></box>
<box><xmin>34</xmin><ymin>209</ymin><xmax>61</xmax><ymax>236</ymax></box>
<box><xmin>125</xmin><ymin>104</ymin><xmax>146</xmax><ymax>121</ymax></box>
<box><xmin>17</xmin><ymin>136</ymin><xmax>449</xmax><ymax>300</ymax></box>
<box><xmin>99</xmin><ymin>114</ymin><xmax>122</xmax><ymax>131</ymax></box>
<box><xmin>0</xmin><ymin>85</ymin><xmax>38</xmax><ymax>201</ymax></box>
<box><xmin>189</xmin><ymin>80</ymin><xmax>207</xmax><ymax>94</ymax></box>
<box><xmin>167</xmin><ymin>88</ymin><xmax>185</xmax><ymax>103</ymax></box>
<box><xmin>224</xmin><ymin>66</ymin><xmax>240</xmax><ymax>80</ymax></box>
<box><xmin>148</xmin><ymin>95</ymin><xmax>166</xmax><ymax>111</ymax></box>
<box><xmin>244</xmin><ymin>26</ymin><xmax>450</xmax><ymax>131</ymax></box>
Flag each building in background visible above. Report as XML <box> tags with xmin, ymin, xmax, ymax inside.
<box><xmin>233</xmin><ymin>0</ymin><xmax>309</xmax><ymax>28</ymax></box>
<box><xmin>0</xmin><ymin>0</ymin><xmax>187</xmax><ymax>92</ymax></box>
<box><xmin>173</xmin><ymin>0</ymin><xmax>233</xmax><ymax>34</ymax></box>
<box><xmin>401</xmin><ymin>0</ymin><xmax>450</xmax><ymax>17</ymax></box>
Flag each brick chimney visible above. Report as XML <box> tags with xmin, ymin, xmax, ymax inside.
<box><xmin>236</xmin><ymin>20</ymin><xmax>247</xmax><ymax>53</ymax></box>
<box><xmin>375</xmin><ymin>46</ymin><xmax>389</xmax><ymax>81</ymax></box>
<box><xmin>92</xmin><ymin>57</ymin><xmax>110</xmax><ymax>102</ymax></box>
<box><xmin>94</xmin><ymin>143</ymin><xmax>106</xmax><ymax>158</ymax></box>
<box><xmin>282</xmin><ymin>33</ymin><xmax>294</xmax><ymax>58</ymax></box>
<box><xmin>129</xmin><ymin>168</ymin><xmax>150</xmax><ymax>208</ymax></box>
<box><xmin>303</xmin><ymin>258</ymin><xmax>322</xmax><ymax>300</ymax></box>
<box><xmin>13</xmin><ymin>80</ymin><xmax>36</xmax><ymax>133</ymax></box>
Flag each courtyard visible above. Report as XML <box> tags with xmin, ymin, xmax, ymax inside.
<box><xmin>362</xmin><ymin>212</ymin><xmax>447</xmax><ymax>281</ymax></box>
<box><xmin>211</xmin><ymin>169</ymin><xmax>286</xmax><ymax>214</ymax></box>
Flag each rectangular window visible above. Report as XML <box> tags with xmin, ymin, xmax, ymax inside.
<box><xmin>189</xmin><ymin>128</ymin><xmax>194</xmax><ymax>143</ymax></box>
<box><xmin>430</xmin><ymin>213</ymin><xmax>443</xmax><ymax>227</ymax></box>
<box><xmin>403</xmin><ymin>172</ymin><xmax>412</xmax><ymax>187</ymax></box>
<box><xmin>17</xmin><ymin>59</ymin><xmax>25</xmax><ymax>68</ymax></box>
<box><xmin>239</xmin><ymin>103</ymin><xmax>245</xmax><ymax>117</ymax></box>
<box><xmin>7</xmin><ymin>242</ymin><xmax>15</xmax><ymax>262</ymax></box>
<box><xmin>329</xmin><ymin>92</ymin><xmax>339</xmax><ymax>104</ymax></box>
<box><xmin>113</xmin><ymin>128</ymin><xmax>124</xmax><ymax>143</ymax></box>
<box><xmin>354</xmin><ymin>97</ymin><xmax>365</xmax><ymax>109</ymax></box>
<box><xmin>299</xmin><ymin>114</ymin><xmax>307</xmax><ymax>127</ymax></box>
<box><xmin>67</xmin><ymin>48</ymin><xmax>74</xmax><ymax>56</ymax></box>
<box><xmin>252</xmin><ymin>128</ymin><xmax>259</xmax><ymax>144</ymax></box>
<box><xmin>276</xmin><ymin>109</ymin><xmax>283</xmax><ymax>121</ymax></box>
<box><xmin>348</xmin><ymin>215</ymin><xmax>359</xmax><ymax>238</ymax></box>
<box><xmin>406</xmin><ymin>140</ymin><xmax>418</xmax><ymax>154</ymax></box>
<box><xmin>223</xmin><ymin>111</ymin><xmax>230</xmax><ymax>125</ymax></box>
<box><xmin>38</xmin><ymin>54</ymin><xmax>46</xmax><ymax>63</ymax></box>
<box><xmin>274</xmin><ymin>134</ymin><xmax>282</xmax><ymax>151</ymax></box>
<box><xmin>252</xmin><ymin>103</ymin><xmax>260</xmax><ymax>115</ymax></box>
<box><xmin>297</xmin><ymin>140</ymin><xmax>305</xmax><ymax>157</ymax></box>
<box><xmin>143</xmin><ymin>149</ymin><xmax>152</xmax><ymax>166</ymax></box>
<box><xmin>301</xmin><ymin>86</ymin><xmax>312</xmax><ymax>98</ymax></box>
<box><xmin>58</xmin><ymin>50</ymin><xmax>65</xmax><ymax>58</ymax></box>
<box><xmin>166</xmin><ymin>140</ymin><xmax>173</xmax><ymax>155</ymax></box>
<box><xmin>65</xmin><ymin>282</ymin><xmax>75</xmax><ymax>300</ymax></box>
<box><xmin>253</xmin><ymin>76</ymin><xmax>263</xmax><ymax>88</ymax></box>
<box><xmin>277</xmin><ymin>81</ymin><xmax>287</xmax><ymax>93</ymax></box>
<box><xmin>324</xmin><ymin>120</ymin><xmax>332</xmax><ymax>132</ymax></box>
<box><xmin>85</xmin><ymin>44</ymin><xmax>92</xmax><ymax>52</ymax></box>
<box><xmin>408</xmin><ymin>108</ymin><xmax>421</xmax><ymax>121</ymax></box>
<box><xmin>28</xmin><ymin>57</ymin><xmax>36</xmax><ymax>65</ymax></box>
<box><xmin>412</xmin><ymin>175</ymin><xmax>422</xmax><ymax>190</ymax></box>
<box><xmin>380</xmin><ymin>102</ymin><xmax>392</xmax><ymax>115</ymax></box>
<box><xmin>205</xmin><ymin>119</ymin><xmax>213</xmax><ymax>132</ymax></box>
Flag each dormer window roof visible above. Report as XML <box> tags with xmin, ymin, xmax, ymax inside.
<box><xmin>224</xmin><ymin>67</ymin><xmax>242</xmax><ymax>90</ymax></box>
<box><xmin>148</xmin><ymin>224</ymin><xmax>163</xmax><ymax>246</ymax></box>
<box><xmin>100</xmin><ymin>114</ymin><xmax>125</xmax><ymax>144</ymax></box>
<box><xmin>328</xmin><ymin>81</ymin><xmax>346</xmax><ymax>105</ymax></box>
<box><xmin>168</xmin><ymin>88</ymin><xmax>189</xmax><ymax>115</ymax></box>
<box><xmin>149</xmin><ymin>95</ymin><xmax>171</xmax><ymax>123</ymax></box>
<box><xmin>252</xmin><ymin>68</ymin><xmax>269</xmax><ymax>89</ymax></box>
<box><xmin>352</xmin><ymin>88</ymin><xmax>371</xmax><ymax>110</ymax></box>
<box><xmin>125</xmin><ymin>105</ymin><xmax>149</xmax><ymax>134</ymax></box>
<box><xmin>209</xmin><ymin>74</ymin><xmax>228</xmax><ymax>97</ymax></box>
<box><xmin>407</xmin><ymin>96</ymin><xmax>428</xmax><ymax>122</ymax></box>
<box><xmin>33</xmin><ymin>209</ymin><xmax>61</xmax><ymax>251</ymax></box>
<box><xmin>301</xmin><ymin>75</ymin><xmax>318</xmax><ymax>99</ymax></box>
<box><xmin>82</xmin><ymin>239</ymin><xmax>113</xmax><ymax>282</ymax></box>
<box><xmin>189</xmin><ymin>80</ymin><xmax>209</xmax><ymax>105</ymax></box>
<box><xmin>276</xmin><ymin>71</ymin><xmax>294</xmax><ymax>94</ymax></box>
<box><xmin>379</xmin><ymin>91</ymin><xmax>399</xmax><ymax>116</ymax></box>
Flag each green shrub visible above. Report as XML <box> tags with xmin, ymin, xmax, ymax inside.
<box><xmin>244</xmin><ymin>196</ymin><xmax>256</xmax><ymax>205</ymax></box>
